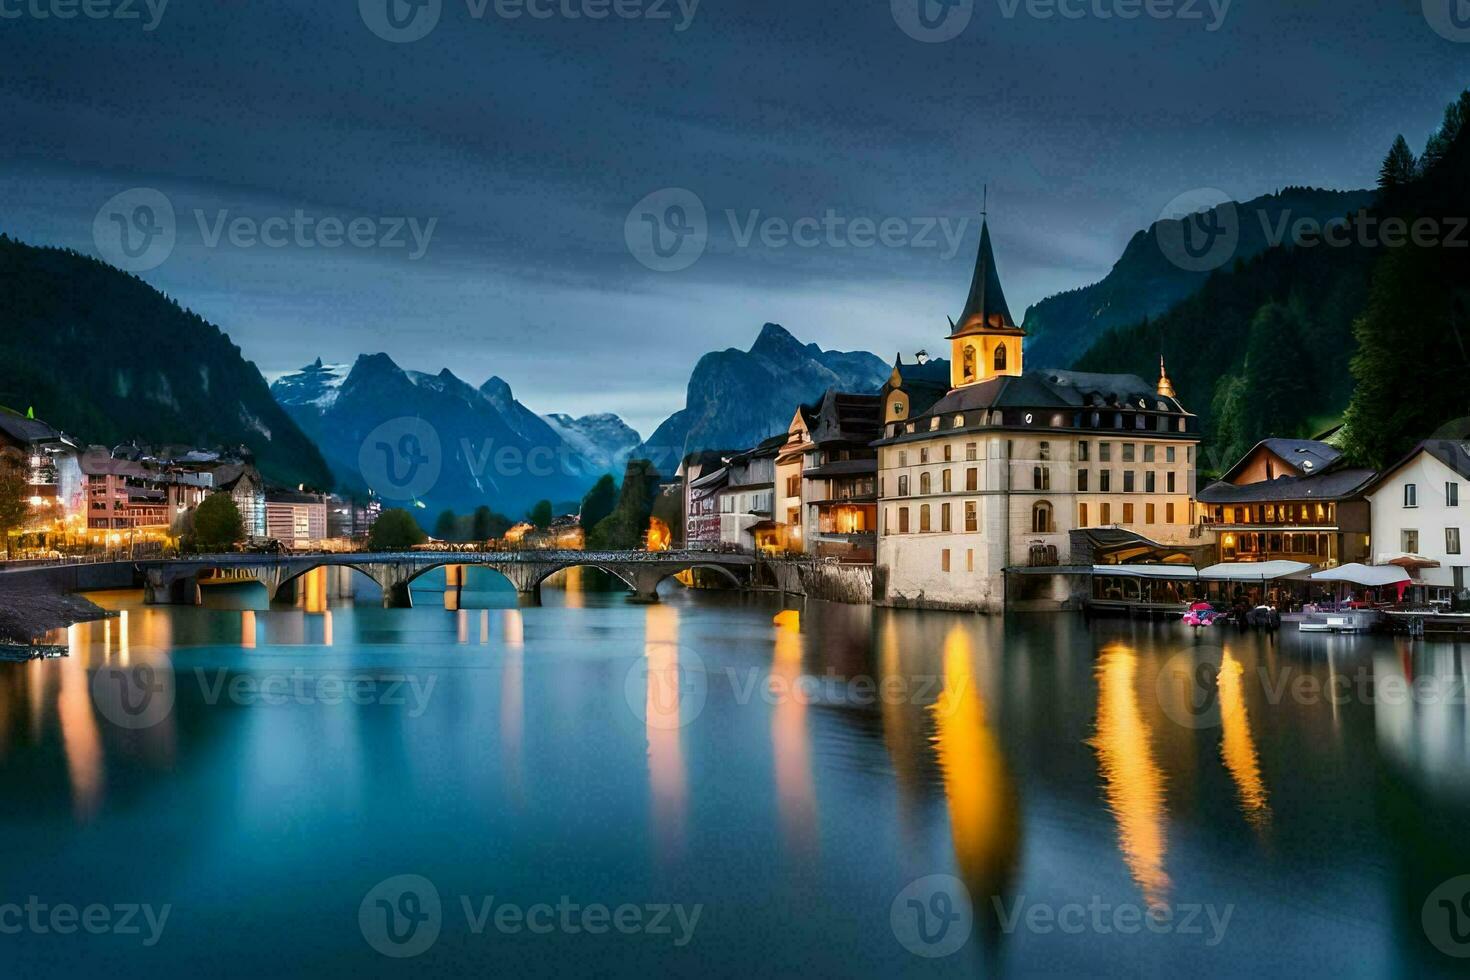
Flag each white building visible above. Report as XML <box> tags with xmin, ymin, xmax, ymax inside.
<box><xmin>1363</xmin><ymin>440</ymin><xmax>1470</xmax><ymax>600</ymax></box>
<box><xmin>874</xmin><ymin>220</ymin><xmax>1202</xmax><ymax>612</ymax></box>
<box><xmin>717</xmin><ymin>437</ymin><xmax>780</xmax><ymax>552</ymax></box>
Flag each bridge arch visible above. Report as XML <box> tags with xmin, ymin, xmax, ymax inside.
<box><xmin>528</xmin><ymin>562</ymin><xmax>641</xmax><ymax>595</ymax></box>
<box><xmin>269</xmin><ymin>563</ymin><xmax>387</xmax><ymax>604</ymax></box>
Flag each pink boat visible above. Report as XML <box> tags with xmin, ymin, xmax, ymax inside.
<box><xmin>1182</xmin><ymin>602</ymin><xmax>1225</xmax><ymax>629</ymax></box>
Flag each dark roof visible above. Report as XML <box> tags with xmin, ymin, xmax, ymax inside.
<box><xmin>924</xmin><ymin>370</ymin><xmax>1187</xmax><ymax>417</ymax></box>
<box><xmin>803</xmin><ymin>458</ymin><xmax>877</xmax><ymax>479</ymax></box>
<box><xmin>1361</xmin><ymin>439</ymin><xmax>1470</xmax><ymax>495</ymax></box>
<box><xmin>728</xmin><ymin>433</ymin><xmax>786</xmax><ymax>464</ymax></box>
<box><xmin>950</xmin><ymin>221</ymin><xmax>1021</xmax><ymax>337</ymax></box>
<box><xmin>0</xmin><ymin>409</ymin><xmax>69</xmax><ymax>447</ymax></box>
<box><xmin>265</xmin><ymin>490</ymin><xmax>326</xmax><ymax>505</ymax></box>
<box><xmin>890</xmin><ymin>355</ymin><xmax>951</xmax><ymax>416</ymax></box>
<box><xmin>809</xmin><ymin>390</ymin><xmax>882</xmax><ymax>445</ymax></box>
<box><xmin>1222</xmin><ymin>439</ymin><xmax>1342</xmax><ymax>482</ymax></box>
<box><xmin>1198</xmin><ymin>466</ymin><xmax>1376</xmax><ymax>504</ymax></box>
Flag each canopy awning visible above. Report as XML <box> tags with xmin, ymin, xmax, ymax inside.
<box><xmin>1310</xmin><ymin>563</ymin><xmax>1412</xmax><ymax>587</ymax></box>
<box><xmin>1386</xmin><ymin>554</ymin><xmax>1442</xmax><ymax>571</ymax></box>
<box><xmin>1091</xmin><ymin>565</ymin><xmax>1199</xmax><ymax>580</ymax></box>
<box><xmin>1196</xmin><ymin>560</ymin><xmax>1314</xmax><ymax>582</ymax></box>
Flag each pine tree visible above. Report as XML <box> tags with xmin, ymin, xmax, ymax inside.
<box><xmin>1379</xmin><ymin>135</ymin><xmax>1418</xmax><ymax>189</ymax></box>
<box><xmin>433</xmin><ymin>509</ymin><xmax>459</xmax><ymax>541</ymax></box>
<box><xmin>578</xmin><ymin>474</ymin><xmax>618</xmax><ymax>532</ymax></box>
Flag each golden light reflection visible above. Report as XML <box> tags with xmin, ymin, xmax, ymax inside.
<box><xmin>645</xmin><ymin>604</ymin><xmax>687</xmax><ymax>857</ymax></box>
<box><xmin>501</xmin><ymin>632</ymin><xmax>524</xmax><ymax>806</ymax></box>
<box><xmin>322</xmin><ymin>609</ymin><xmax>333</xmax><ymax>647</ymax></box>
<box><xmin>1089</xmin><ymin>645</ymin><xmax>1170</xmax><ymax>909</ymax></box>
<box><xmin>503</xmin><ymin>610</ymin><xmax>524</xmax><ymax>648</ymax></box>
<box><xmin>931</xmin><ymin>625</ymin><xmax>1021</xmax><ymax>927</ymax></box>
<box><xmin>877</xmin><ymin>613</ymin><xmax>926</xmax><ymax>840</ymax></box>
<box><xmin>772</xmin><ymin>609</ymin><xmax>817</xmax><ymax>857</ymax></box>
<box><xmin>241</xmin><ymin>610</ymin><xmax>257</xmax><ymax>649</ymax></box>
<box><xmin>57</xmin><ymin>647</ymin><xmax>102</xmax><ymax>820</ymax></box>
<box><xmin>563</xmin><ymin>565</ymin><xmax>585</xmax><ymax>609</ymax></box>
<box><xmin>118</xmin><ymin>610</ymin><xmax>129</xmax><ymax>664</ymax></box>
<box><xmin>1218</xmin><ymin>651</ymin><xmax>1271</xmax><ymax>829</ymax></box>
<box><xmin>303</xmin><ymin>567</ymin><xmax>327</xmax><ymax>614</ymax></box>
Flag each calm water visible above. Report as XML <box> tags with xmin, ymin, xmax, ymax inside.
<box><xmin>2</xmin><ymin>567</ymin><xmax>1469</xmax><ymax>978</ymax></box>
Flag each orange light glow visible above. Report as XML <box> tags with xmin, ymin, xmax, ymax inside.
<box><xmin>647</xmin><ymin>517</ymin><xmax>672</xmax><ymax>552</ymax></box>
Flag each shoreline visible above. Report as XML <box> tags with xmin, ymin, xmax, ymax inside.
<box><xmin>0</xmin><ymin>585</ymin><xmax>113</xmax><ymax>646</ymax></box>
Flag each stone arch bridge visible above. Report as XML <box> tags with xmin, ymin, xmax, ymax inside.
<box><xmin>136</xmin><ymin>551</ymin><xmax>757</xmax><ymax>607</ymax></box>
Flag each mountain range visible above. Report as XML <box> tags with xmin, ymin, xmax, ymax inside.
<box><xmin>271</xmin><ymin>356</ymin><xmax>641</xmax><ymax>515</ymax></box>
<box><xmin>636</xmin><ymin>323</ymin><xmax>891</xmax><ymax>470</ymax></box>
<box><xmin>1020</xmin><ymin>187</ymin><xmax>1376</xmax><ymax>368</ymax></box>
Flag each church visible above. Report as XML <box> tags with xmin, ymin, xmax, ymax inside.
<box><xmin>873</xmin><ymin>220</ymin><xmax>1203</xmax><ymax>612</ymax></box>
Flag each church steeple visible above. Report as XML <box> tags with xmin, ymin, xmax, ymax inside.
<box><xmin>1157</xmin><ymin>355</ymin><xmax>1177</xmax><ymax>399</ymax></box>
<box><xmin>949</xmin><ymin>216</ymin><xmax>1025</xmax><ymax>389</ymax></box>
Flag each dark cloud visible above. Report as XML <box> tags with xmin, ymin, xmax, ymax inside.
<box><xmin>1</xmin><ymin>0</ymin><xmax>1464</xmax><ymax>433</ymax></box>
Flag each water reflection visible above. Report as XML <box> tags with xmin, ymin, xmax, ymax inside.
<box><xmin>644</xmin><ymin>604</ymin><xmax>687</xmax><ymax>859</ymax></box>
<box><xmin>501</xmin><ymin>610</ymin><xmax>525</xmax><ymax>806</ymax></box>
<box><xmin>1218</xmin><ymin>649</ymin><xmax>1271</xmax><ymax>830</ymax></box>
<box><xmin>931</xmin><ymin>624</ymin><xmax>1021</xmax><ymax>939</ymax></box>
<box><xmin>57</xmin><ymin>630</ymin><xmax>102</xmax><ymax>821</ymax></box>
<box><xmin>1089</xmin><ymin>644</ymin><xmax>1171</xmax><ymax>909</ymax></box>
<box><xmin>771</xmin><ymin>610</ymin><xmax>817</xmax><ymax>858</ymax></box>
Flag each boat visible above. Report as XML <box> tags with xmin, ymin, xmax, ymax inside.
<box><xmin>1182</xmin><ymin>602</ymin><xmax>1226</xmax><ymax>629</ymax></box>
<box><xmin>1298</xmin><ymin>610</ymin><xmax>1381</xmax><ymax>634</ymax></box>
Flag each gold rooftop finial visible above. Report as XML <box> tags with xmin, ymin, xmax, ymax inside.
<box><xmin>1157</xmin><ymin>355</ymin><xmax>1177</xmax><ymax>399</ymax></box>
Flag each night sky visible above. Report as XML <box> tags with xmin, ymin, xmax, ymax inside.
<box><xmin>1</xmin><ymin>0</ymin><xmax>1466</xmax><ymax>434</ymax></box>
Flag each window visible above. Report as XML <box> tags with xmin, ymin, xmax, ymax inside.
<box><xmin>1123</xmin><ymin>503</ymin><xmax>1135</xmax><ymax>524</ymax></box>
<box><xmin>1166</xmin><ymin>503</ymin><xmax>1176</xmax><ymax>523</ymax></box>
<box><xmin>1100</xmin><ymin>470</ymin><xmax>1112</xmax><ymax>493</ymax></box>
<box><xmin>920</xmin><ymin>473</ymin><xmax>931</xmax><ymax>495</ymax></box>
<box><xmin>898</xmin><ymin>450</ymin><xmax>908</xmax><ymax>467</ymax></box>
<box><xmin>944</xmin><ymin>445</ymin><xmax>952</xmax><ymax>462</ymax></box>
<box><xmin>1078</xmin><ymin>503</ymin><xmax>1089</xmax><ymax>528</ymax></box>
<box><xmin>966</xmin><ymin>468</ymin><xmax>978</xmax><ymax>492</ymax></box>
<box><xmin>1078</xmin><ymin>441</ymin><xmax>1090</xmax><ymax>462</ymax></box>
<box><xmin>965</xmin><ymin>501</ymin><xmax>978</xmax><ymax>532</ymax></box>
<box><xmin>994</xmin><ymin>344</ymin><xmax>1007</xmax><ymax>372</ymax></box>
<box><xmin>1100</xmin><ymin>442</ymin><xmax>1112</xmax><ymax>462</ymax></box>
<box><xmin>942</xmin><ymin>549</ymin><xmax>951</xmax><ymax>572</ymax></box>
<box><xmin>942</xmin><ymin>503</ymin><xmax>952</xmax><ymax>532</ymax></box>
<box><xmin>1402</xmin><ymin>529</ymin><xmax>1419</xmax><ymax>553</ymax></box>
<box><xmin>1144</xmin><ymin>444</ymin><xmax>1156</xmax><ymax>463</ymax></box>
<box><xmin>1032</xmin><ymin>502</ymin><xmax>1053</xmax><ymax>534</ymax></box>
<box><xmin>1101</xmin><ymin>503</ymin><xmax>1112</xmax><ymax>525</ymax></box>
<box><xmin>963</xmin><ymin>345</ymin><xmax>977</xmax><ymax>382</ymax></box>
<box><xmin>899</xmin><ymin>507</ymin><xmax>910</xmax><ymax>533</ymax></box>
<box><xmin>920</xmin><ymin>505</ymin><xmax>931</xmax><ymax>532</ymax></box>
<box><xmin>1124</xmin><ymin>471</ymin><xmax>1135</xmax><ymax>493</ymax></box>
<box><xmin>1167</xmin><ymin>472</ymin><xmax>1176</xmax><ymax>494</ymax></box>
<box><xmin>1449</xmin><ymin>483</ymin><xmax>1461</xmax><ymax>507</ymax></box>
<box><xmin>1039</xmin><ymin>441</ymin><xmax>1052</xmax><ymax>461</ymax></box>
<box><xmin>898</xmin><ymin>475</ymin><xmax>910</xmax><ymax>497</ymax></box>
<box><xmin>942</xmin><ymin>469</ymin><xmax>952</xmax><ymax>493</ymax></box>
<box><xmin>786</xmin><ymin>475</ymin><xmax>801</xmax><ymax>497</ymax></box>
<box><xmin>965</xmin><ymin>443</ymin><xmax>978</xmax><ymax>461</ymax></box>
<box><xmin>1405</xmin><ymin>484</ymin><xmax>1418</xmax><ymax>508</ymax></box>
<box><xmin>1146</xmin><ymin>472</ymin><xmax>1156</xmax><ymax>494</ymax></box>
<box><xmin>920</xmin><ymin>448</ymin><xmax>929</xmax><ymax>463</ymax></box>
<box><xmin>1146</xmin><ymin>504</ymin><xmax>1156</xmax><ymax>524</ymax></box>
<box><xmin>1077</xmin><ymin>470</ymin><xmax>1089</xmax><ymax>492</ymax></box>
<box><xmin>1122</xmin><ymin>443</ymin><xmax>1136</xmax><ymax>463</ymax></box>
<box><xmin>1167</xmin><ymin>446</ymin><xmax>1177</xmax><ymax>463</ymax></box>
<box><xmin>1034</xmin><ymin>466</ymin><xmax>1050</xmax><ymax>491</ymax></box>
<box><xmin>1449</xmin><ymin>528</ymin><xmax>1462</xmax><ymax>555</ymax></box>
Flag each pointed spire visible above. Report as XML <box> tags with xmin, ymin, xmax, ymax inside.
<box><xmin>1157</xmin><ymin>355</ymin><xmax>1177</xmax><ymax>399</ymax></box>
<box><xmin>950</xmin><ymin>219</ymin><xmax>1020</xmax><ymax>337</ymax></box>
